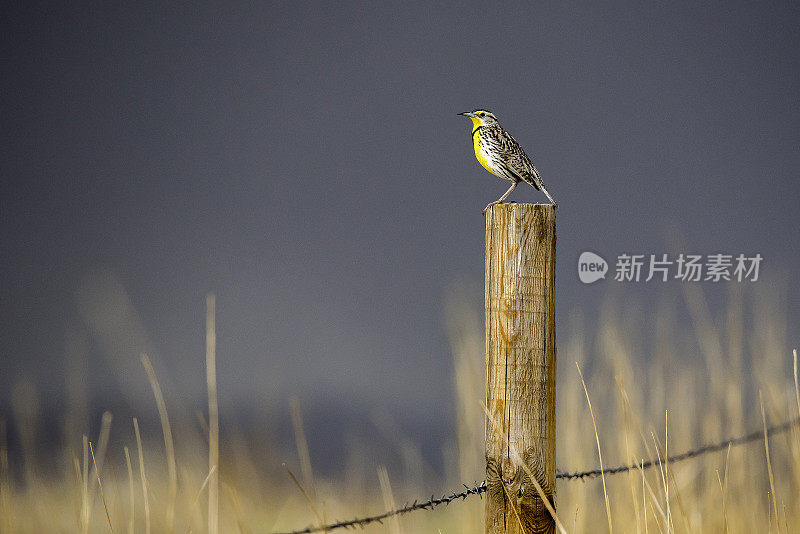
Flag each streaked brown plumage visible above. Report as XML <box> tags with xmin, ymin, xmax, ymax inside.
<box><xmin>458</xmin><ymin>109</ymin><xmax>557</xmax><ymax>212</ymax></box>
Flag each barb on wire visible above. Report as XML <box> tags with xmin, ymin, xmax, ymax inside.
<box><xmin>274</xmin><ymin>416</ymin><xmax>800</xmax><ymax>534</ymax></box>
<box><xmin>556</xmin><ymin>415</ymin><xmax>800</xmax><ymax>480</ymax></box>
<box><xmin>272</xmin><ymin>481</ymin><xmax>486</xmax><ymax>534</ymax></box>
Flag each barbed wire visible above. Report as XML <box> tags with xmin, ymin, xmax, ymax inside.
<box><xmin>273</xmin><ymin>481</ymin><xmax>487</xmax><ymax>534</ymax></box>
<box><xmin>556</xmin><ymin>415</ymin><xmax>799</xmax><ymax>480</ymax></box>
<box><xmin>273</xmin><ymin>416</ymin><xmax>800</xmax><ymax>534</ymax></box>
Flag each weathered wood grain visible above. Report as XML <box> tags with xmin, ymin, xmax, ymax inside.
<box><xmin>485</xmin><ymin>203</ymin><xmax>557</xmax><ymax>534</ymax></box>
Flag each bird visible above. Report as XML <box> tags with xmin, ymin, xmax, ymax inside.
<box><xmin>458</xmin><ymin>109</ymin><xmax>556</xmax><ymax>212</ymax></box>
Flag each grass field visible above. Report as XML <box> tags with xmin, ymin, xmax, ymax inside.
<box><xmin>1</xmin><ymin>282</ymin><xmax>797</xmax><ymax>533</ymax></box>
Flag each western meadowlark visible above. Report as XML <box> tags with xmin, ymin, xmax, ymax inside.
<box><xmin>458</xmin><ymin>109</ymin><xmax>557</xmax><ymax>212</ymax></box>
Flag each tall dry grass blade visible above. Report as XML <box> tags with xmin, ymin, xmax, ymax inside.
<box><xmin>576</xmin><ymin>362</ymin><xmax>613</xmax><ymax>534</ymax></box>
<box><xmin>722</xmin><ymin>443</ymin><xmax>731</xmax><ymax>534</ymax></box>
<box><xmin>792</xmin><ymin>348</ymin><xmax>800</xmax><ymax>521</ymax></box>
<box><xmin>282</xmin><ymin>463</ymin><xmax>324</xmax><ymax>527</ymax></box>
<box><xmin>90</xmin><ymin>441</ymin><xmax>113</xmax><ymax>532</ymax></box>
<box><xmin>141</xmin><ymin>353</ymin><xmax>177</xmax><ymax>530</ymax></box>
<box><xmin>133</xmin><ymin>418</ymin><xmax>151</xmax><ymax>534</ymax></box>
<box><xmin>95</xmin><ymin>412</ymin><xmax>113</xmax><ymax>475</ymax></box>
<box><xmin>649</xmin><ymin>424</ymin><xmax>691</xmax><ymax>534</ymax></box>
<box><xmin>649</xmin><ymin>502</ymin><xmax>665</xmax><ymax>534</ymax></box>
<box><xmin>184</xmin><ymin>465</ymin><xmax>218</xmax><ymax>534</ymax></box>
<box><xmin>642</xmin><ymin>460</ymin><xmax>648</xmax><ymax>534</ymax></box>
<box><xmin>124</xmin><ymin>446</ymin><xmax>135</xmax><ymax>534</ymax></box>
<box><xmin>636</xmin><ymin>458</ymin><xmax>668</xmax><ymax>527</ymax></box>
<box><xmin>79</xmin><ymin>411</ymin><xmax>113</xmax><ymax>533</ymax></box>
<box><xmin>664</xmin><ymin>410</ymin><xmax>672</xmax><ymax>530</ymax></box>
<box><xmin>499</xmin><ymin>475</ymin><xmax>528</xmax><ymax>534</ymax></box>
<box><xmin>377</xmin><ymin>466</ymin><xmax>402</xmax><ymax>534</ymax></box>
<box><xmin>206</xmin><ymin>293</ymin><xmax>219</xmax><ymax>534</ymax></box>
<box><xmin>794</xmin><ymin>349</ymin><xmax>799</xmax><ymax>423</ymax></box>
<box><xmin>573</xmin><ymin>505</ymin><xmax>578</xmax><ymax>533</ymax></box>
<box><xmin>767</xmin><ymin>490</ymin><xmax>772</xmax><ymax>533</ymax></box>
<box><xmin>664</xmin><ymin>413</ymin><xmax>670</xmax><ymax>533</ymax></box>
<box><xmin>188</xmin><ymin>465</ymin><xmax>217</xmax><ymax>518</ymax></box>
<box><xmin>289</xmin><ymin>397</ymin><xmax>317</xmax><ymax>503</ymax></box>
<box><xmin>223</xmin><ymin>482</ymin><xmax>253</xmax><ymax>534</ymax></box>
<box><xmin>760</xmin><ymin>391</ymin><xmax>779</xmax><ymax>532</ymax></box>
<box><xmin>617</xmin><ymin>376</ymin><xmax>642</xmax><ymax>534</ymax></box>
<box><xmin>650</xmin><ymin>432</ymin><xmax>671</xmax><ymax>533</ymax></box>
<box><xmin>88</xmin><ymin>412</ymin><xmax>113</xmax><ymax>509</ymax></box>
<box><xmin>715</xmin><ymin>471</ymin><xmax>724</xmax><ymax>532</ymax></box>
<box><xmin>82</xmin><ymin>435</ymin><xmax>90</xmax><ymax>534</ymax></box>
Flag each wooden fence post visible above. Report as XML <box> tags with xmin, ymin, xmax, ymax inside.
<box><xmin>485</xmin><ymin>203</ymin><xmax>557</xmax><ymax>533</ymax></box>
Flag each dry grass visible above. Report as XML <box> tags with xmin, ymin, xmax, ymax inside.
<box><xmin>1</xmin><ymin>282</ymin><xmax>797</xmax><ymax>533</ymax></box>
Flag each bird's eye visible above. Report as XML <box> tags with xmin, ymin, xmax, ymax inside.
<box><xmin>477</xmin><ymin>112</ymin><xmax>484</xmax><ymax>116</ymax></box>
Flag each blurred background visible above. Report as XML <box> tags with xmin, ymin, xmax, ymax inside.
<box><xmin>1</xmin><ymin>3</ymin><xmax>799</xmax><ymax>530</ymax></box>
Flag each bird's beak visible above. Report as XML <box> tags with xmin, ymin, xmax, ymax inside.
<box><xmin>458</xmin><ymin>112</ymin><xmax>476</xmax><ymax>118</ymax></box>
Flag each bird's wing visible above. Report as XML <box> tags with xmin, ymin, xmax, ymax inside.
<box><xmin>499</xmin><ymin>131</ymin><xmax>542</xmax><ymax>188</ymax></box>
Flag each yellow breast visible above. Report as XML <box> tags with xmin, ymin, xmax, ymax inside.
<box><xmin>472</xmin><ymin>132</ymin><xmax>495</xmax><ymax>175</ymax></box>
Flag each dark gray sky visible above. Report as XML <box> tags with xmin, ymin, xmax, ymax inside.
<box><xmin>2</xmin><ymin>2</ymin><xmax>799</xmax><ymax>439</ymax></box>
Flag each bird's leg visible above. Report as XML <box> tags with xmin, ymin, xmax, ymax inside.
<box><xmin>540</xmin><ymin>184</ymin><xmax>558</xmax><ymax>209</ymax></box>
<box><xmin>483</xmin><ymin>182</ymin><xmax>517</xmax><ymax>213</ymax></box>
